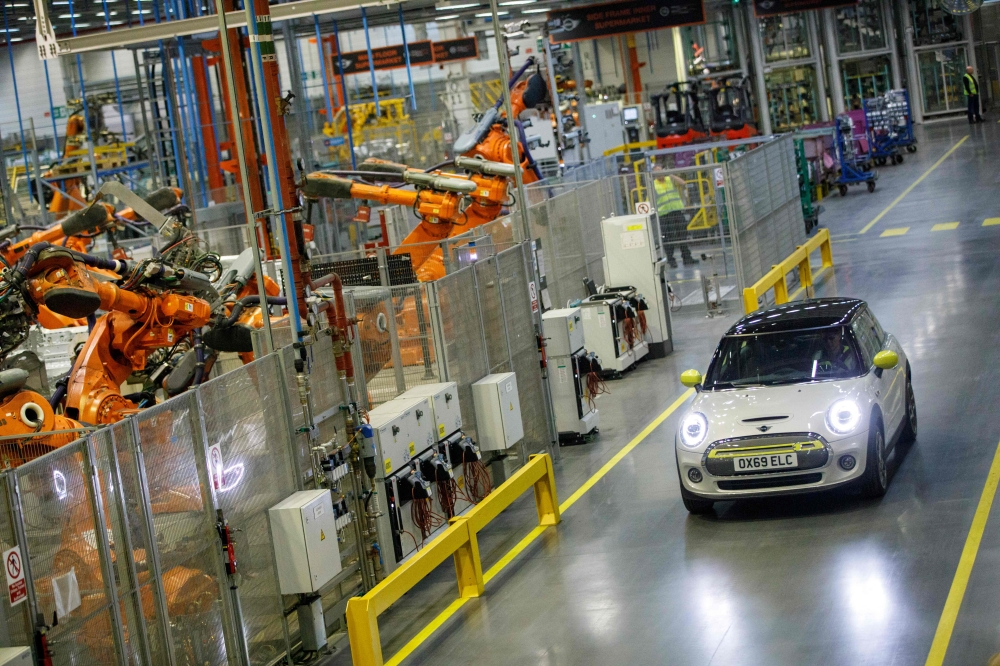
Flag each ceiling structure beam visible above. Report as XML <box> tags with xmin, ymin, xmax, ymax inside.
<box><xmin>46</xmin><ymin>0</ymin><xmax>412</xmax><ymax>55</ymax></box>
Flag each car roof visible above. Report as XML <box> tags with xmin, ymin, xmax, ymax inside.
<box><xmin>726</xmin><ymin>298</ymin><xmax>865</xmax><ymax>335</ymax></box>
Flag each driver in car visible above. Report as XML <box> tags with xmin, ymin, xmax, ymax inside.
<box><xmin>813</xmin><ymin>328</ymin><xmax>858</xmax><ymax>373</ymax></box>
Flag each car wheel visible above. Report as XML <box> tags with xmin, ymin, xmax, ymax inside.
<box><xmin>861</xmin><ymin>415</ymin><xmax>888</xmax><ymax>498</ymax></box>
<box><xmin>900</xmin><ymin>365</ymin><xmax>917</xmax><ymax>443</ymax></box>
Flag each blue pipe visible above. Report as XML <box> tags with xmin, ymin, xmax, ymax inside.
<box><xmin>100</xmin><ymin>0</ymin><xmax>129</xmax><ymax>141</ymax></box>
<box><xmin>43</xmin><ymin>62</ymin><xmax>59</xmax><ymax>150</ymax></box>
<box><xmin>2</xmin><ymin>3</ymin><xmax>32</xmax><ymax>177</ymax></box>
<box><xmin>398</xmin><ymin>5</ymin><xmax>416</xmax><ymax>112</ymax></box>
<box><xmin>245</xmin><ymin>1</ymin><xmax>303</xmax><ymax>336</ymax></box>
<box><xmin>361</xmin><ymin>8</ymin><xmax>380</xmax><ymax>115</ymax></box>
<box><xmin>333</xmin><ymin>20</ymin><xmax>357</xmax><ymax>169</ymax></box>
<box><xmin>314</xmin><ymin>15</ymin><xmax>334</xmax><ymax>129</ymax></box>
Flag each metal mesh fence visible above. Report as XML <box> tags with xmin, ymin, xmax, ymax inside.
<box><xmin>0</xmin><ymin>475</ymin><xmax>32</xmax><ymax>649</ymax></box>
<box><xmin>197</xmin><ymin>355</ymin><xmax>296</xmax><ymax>666</ymax></box>
<box><xmin>15</xmin><ymin>440</ymin><xmax>120</xmax><ymax>665</ymax></box>
<box><xmin>726</xmin><ymin>135</ymin><xmax>807</xmax><ymax>304</ymax></box>
<box><xmin>131</xmin><ymin>394</ymin><xmax>231</xmax><ymax>666</ymax></box>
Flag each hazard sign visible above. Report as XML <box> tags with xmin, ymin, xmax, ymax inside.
<box><xmin>4</xmin><ymin>546</ymin><xmax>26</xmax><ymax>607</ymax></box>
<box><xmin>635</xmin><ymin>201</ymin><xmax>652</xmax><ymax>215</ymax></box>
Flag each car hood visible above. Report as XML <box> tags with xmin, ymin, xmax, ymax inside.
<box><xmin>684</xmin><ymin>380</ymin><xmax>873</xmax><ymax>447</ymax></box>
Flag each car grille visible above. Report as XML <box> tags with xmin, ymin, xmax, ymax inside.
<box><xmin>704</xmin><ymin>433</ymin><xmax>830</xmax><ymax>477</ymax></box>
<box><xmin>717</xmin><ymin>473</ymin><xmax>823</xmax><ymax>491</ymax></box>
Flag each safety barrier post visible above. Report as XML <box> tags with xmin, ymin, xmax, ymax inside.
<box><xmin>532</xmin><ymin>453</ymin><xmax>560</xmax><ymax>526</ymax></box>
<box><xmin>742</xmin><ymin>229</ymin><xmax>833</xmax><ymax>313</ymax></box>
<box><xmin>345</xmin><ymin>453</ymin><xmax>558</xmax><ymax>666</ymax></box>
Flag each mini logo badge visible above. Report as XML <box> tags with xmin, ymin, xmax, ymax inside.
<box><xmin>757</xmin><ymin>425</ymin><xmax>771</xmax><ymax>432</ymax></box>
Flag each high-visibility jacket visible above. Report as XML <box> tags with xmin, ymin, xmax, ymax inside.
<box><xmin>654</xmin><ymin>177</ymin><xmax>684</xmax><ymax>216</ymax></box>
<box><xmin>964</xmin><ymin>73</ymin><xmax>979</xmax><ymax>96</ymax></box>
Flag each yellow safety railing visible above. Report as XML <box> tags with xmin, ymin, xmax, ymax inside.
<box><xmin>742</xmin><ymin>228</ymin><xmax>834</xmax><ymax>314</ymax></box>
<box><xmin>346</xmin><ymin>453</ymin><xmax>560</xmax><ymax>666</ymax></box>
<box><xmin>603</xmin><ymin>140</ymin><xmax>657</xmax><ymax>157</ymax></box>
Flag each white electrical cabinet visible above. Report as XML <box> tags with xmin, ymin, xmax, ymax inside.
<box><xmin>601</xmin><ymin>213</ymin><xmax>674</xmax><ymax>357</ymax></box>
<box><xmin>542</xmin><ymin>308</ymin><xmax>584</xmax><ymax>357</ymax></box>
<box><xmin>579</xmin><ymin>296</ymin><xmax>635</xmax><ymax>375</ymax></box>
<box><xmin>367</xmin><ymin>399</ymin><xmax>437</xmax><ymax>476</ymax></box>
<box><xmin>399</xmin><ymin>382</ymin><xmax>463</xmax><ymax>440</ymax></box>
<box><xmin>0</xmin><ymin>648</ymin><xmax>31</xmax><ymax>665</ymax></box>
<box><xmin>584</xmin><ymin>102</ymin><xmax>625</xmax><ymax>156</ymax></box>
<box><xmin>472</xmin><ymin>373</ymin><xmax>524</xmax><ymax>451</ymax></box>
<box><xmin>269</xmin><ymin>490</ymin><xmax>341</xmax><ymax>595</ymax></box>
<box><xmin>543</xmin><ymin>308</ymin><xmax>599</xmax><ymax>442</ymax></box>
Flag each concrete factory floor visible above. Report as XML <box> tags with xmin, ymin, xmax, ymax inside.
<box><xmin>321</xmin><ymin>118</ymin><xmax>1000</xmax><ymax>666</ymax></box>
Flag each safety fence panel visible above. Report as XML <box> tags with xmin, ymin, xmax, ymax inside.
<box><xmin>474</xmin><ymin>257</ymin><xmax>512</xmax><ymax>375</ymax></box>
<box><xmin>726</xmin><ymin>135</ymin><xmax>807</xmax><ymax>299</ymax></box>
<box><xmin>197</xmin><ymin>354</ymin><xmax>298</xmax><ymax>666</ymax></box>
<box><xmin>496</xmin><ymin>245</ymin><xmax>549</xmax><ymax>456</ymax></box>
<box><xmin>429</xmin><ymin>267</ymin><xmax>490</xmax><ymax>447</ymax></box>
<box><xmin>91</xmin><ymin>427</ymin><xmax>168</xmax><ymax>666</ymax></box>
<box><xmin>0</xmin><ymin>475</ymin><xmax>32</xmax><ymax>650</ymax></box>
<box><xmin>351</xmin><ymin>284</ymin><xmax>442</xmax><ymax>408</ymax></box>
<box><xmin>13</xmin><ymin>439</ymin><xmax>126</xmax><ymax>666</ymax></box>
<box><xmin>130</xmin><ymin>393</ymin><xmax>234</xmax><ymax>666</ymax></box>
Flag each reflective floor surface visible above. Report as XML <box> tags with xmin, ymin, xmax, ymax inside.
<box><xmin>320</xmin><ymin>116</ymin><xmax>1000</xmax><ymax>666</ymax></box>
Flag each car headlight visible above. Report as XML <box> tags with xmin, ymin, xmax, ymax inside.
<box><xmin>826</xmin><ymin>399</ymin><xmax>861</xmax><ymax>435</ymax></box>
<box><xmin>680</xmin><ymin>412</ymin><xmax>709</xmax><ymax>448</ymax></box>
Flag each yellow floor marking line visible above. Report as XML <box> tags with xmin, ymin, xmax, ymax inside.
<box><xmin>931</xmin><ymin>222</ymin><xmax>960</xmax><ymax>231</ymax></box>
<box><xmin>880</xmin><ymin>227</ymin><xmax>910</xmax><ymax>237</ymax></box>
<box><xmin>984</xmin><ymin>218</ymin><xmax>1000</xmax><ymax>227</ymax></box>
<box><xmin>924</xmin><ymin>439</ymin><xmax>1000</xmax><ymax>666</ymax></box>
<box><xmin>385</xmin><ymin>388</ymin><xmax>696</xmax><ymax>665</ymax></box>
<box><xmin>859</xmin><ymin>135</ymin><xmax>970</xmax><ymax>234</ymax></box>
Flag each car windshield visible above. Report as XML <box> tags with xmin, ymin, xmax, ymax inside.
<box><xmin>703</xmin><ymin>326</ymin><xmax>864</xmax><ymax>389</ymax></box>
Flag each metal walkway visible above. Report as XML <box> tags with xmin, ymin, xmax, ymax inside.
<box><xmin>322</xmin><ymin>118</ymin><xmax>1000</xmax><ymax>666</ymax></box>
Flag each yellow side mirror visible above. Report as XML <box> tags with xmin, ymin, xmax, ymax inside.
<box><xmin>680</xmin><ymin>369</ymin><xmax>703</xmax><ymax>387</ymax></box>
<box><xmin>873</xmin><ymin>350</ymin><xmax>899</xmax><ymax>370</ymax></box>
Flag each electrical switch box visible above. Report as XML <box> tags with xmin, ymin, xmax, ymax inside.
<box><xmin>368</xmin><ymin>399</ymin><xmax>436</xmax><ymax>476</ymax></box>
<box><xmin>400</xmin><ymin>382</ymin><xmax>463</xmax><ymax>440</ymax></box>
<box><xmin>269</xmin><ymin>490</ymin><xmax>341</xmax><ymax>595</ymax></box>
<box><xmin>472</xmin><ymin>372</ymin><xmax>524</xmax><ymax>451</ymax></box>
<box><xmin>543</xmin><ymin>308</ymin><xmax>585</xmax><ymax>356</ymax></box>
<box><xmin>0</xmin><ymin>648</ymin><xmax>31</xmax><ymax>665</ymax></box>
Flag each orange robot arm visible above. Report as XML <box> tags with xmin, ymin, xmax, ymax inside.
<box><xmin>20</xmin><ymin>248</ymin><xmax>212</xmax><ymax>424</ymax></box>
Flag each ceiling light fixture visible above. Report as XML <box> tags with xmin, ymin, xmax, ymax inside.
<box><xmin>475</xmin><ymin>9</ymin><xmax>509</xmax><ymax>16</ymax></box>
<box><xmin>435</xmin><ymin>2</ymin><xmax>480</xmax><ymax>9</ymax></box>
<box><xmin>500</xmin><ymin>0</ymin><xmax>537</xmax><ymax>5</ymax></box>
<box><xmin>521</xmin><ymin>6</ymin><xmax>549</xmax><ymax>12</ymax></box>
<box><xmin>435</xmin><ymin>13</ymin><xmax>461</xmax><ymax>19</ymax></box>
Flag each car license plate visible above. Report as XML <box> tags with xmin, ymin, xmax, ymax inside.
<box><xmin>735</xmin><ymin>452</ymin><xmax>798</xmax><ymax>472</ymax></box>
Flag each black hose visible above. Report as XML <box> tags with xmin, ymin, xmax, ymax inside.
<box><xmin>48</xmin><ymin>376</ymin><xmax>68</xmax><ymax>409</ymax></box>
<box><xmin>425</xmin><ymin>160</ymin><xmax>455</xmax><ymax>173</ymax></box>
<box><xmin>192</xmin><ymin>329</ymin><xmax>205</xmax><ymax>387</ymax></box>
<box><xmin>224</xmin><ymin>295</ymin><xmax>288</xmax><ymax>326</ymax></box>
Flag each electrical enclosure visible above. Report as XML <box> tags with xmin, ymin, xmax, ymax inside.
<box><xmin>472</xmin><ymin>372</ymin><xmax>524</xmax><ymax>451</ymax></box>
<box><xmin>542</xmin><ymin>308</ymin><xmax>585</xmax><ymax>357</ymax></box>
<box><xmin>269</xmin><ymin>490</ymin><xmax>341</xmax><ymax>595</ymax></box>
<box><xmin>579</xmin><ymin>296</ymin><xmax>635</xmax><ymax>374</ymax></box>
<box><xmin>0</xmin><ymin>648</ymin><xmax>31</xmax><ymax>665</ymax></box>
<box><xmin>601</xmin><ymin>213</ymin><xmax>674</xmax><ymax>357</ymax></box>
<box><xmin>398</xmin><ymin>382</ymin><xmax>463</xmax><ymax>440</ymax></box>
<box><xmin>367</xmin><ymin>399</ymin><xmax>436</xmax><ymax>475</ymax></box>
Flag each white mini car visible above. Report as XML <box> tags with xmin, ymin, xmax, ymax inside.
<box><xmin>675</xmin><ymin>298</ymin><xmax>916</xmax><ymax>514</ymax></box>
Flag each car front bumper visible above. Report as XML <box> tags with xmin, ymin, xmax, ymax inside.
<box><xmin>677</xmin><ymin>429</ymin><xmax>869</xmax><ymax>501</ymax></box>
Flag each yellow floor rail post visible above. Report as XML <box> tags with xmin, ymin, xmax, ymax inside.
<box><xmin>532</xmin><ymin>453</ymin><xmax>560</xmax><ymax>526</ymax></box>
<box><xmin>742</xmin><ymin>229</ymin><xmax>834</xmax><ymax>314</ymax></box>
<box><xmin>345</xmin><ymin>454</ymin><xmax>559</xmax><ymax>666</ymax></box>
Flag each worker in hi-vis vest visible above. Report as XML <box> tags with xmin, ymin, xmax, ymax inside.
<box><xmin>653</xmin><ymin>168</ymin><xmax>697</xmax><ymax>267</ymax></box>
<box><xmin>964</xmin><ymin>66</ymin><xmax>983</xmax><ymax>124</ymax></box>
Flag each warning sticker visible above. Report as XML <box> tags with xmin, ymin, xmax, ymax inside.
<box><xmin>5</xmin><ymin>546</ymin><xmax>26</xmax><ymax>607</ymax></box>
<box><xmin>384</xmin><ymin>458</ymin><xmax>393</xmax><ymax>474</ymax></box>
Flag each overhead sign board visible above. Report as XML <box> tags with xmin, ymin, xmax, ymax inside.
<box><xmin>337</xmin><ymin>41</ymin><xmax>434</xmax><ymax>75</ymax></box>
<box><xmin>433</xmin><ymin>37</ymin><xmax>479</xmax><ymax>63</ymax></box>
<box><xmin>753</xmin><ymin>0</ymin><xmax>857</xmax><ymax>15</ymax></box>
<box><xmin>547</xmin><ymin>0</ymin><xmax>705</xmax><ymax>43</ymax></box>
